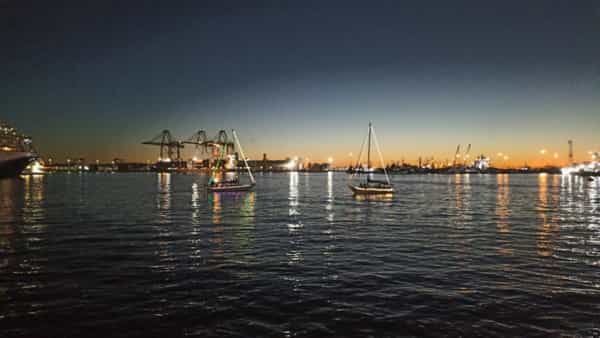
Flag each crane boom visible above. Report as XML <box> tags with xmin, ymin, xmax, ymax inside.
<box><xmin>453</xmin><ymin>144</ymin><xmax>461</xmax><ymax>168</ymax></box>
<box><xmin>464</xmin><ymin>143</ymin><xmax>471</xmax><ymax>166</ymax></box>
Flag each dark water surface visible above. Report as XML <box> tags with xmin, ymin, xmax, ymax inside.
<box><xmin>1</xmin><ymin>172</ymin><xmax>599</xmax><ymax>337</ymax></box>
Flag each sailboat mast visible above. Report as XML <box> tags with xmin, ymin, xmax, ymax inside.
<box><xmin>232</xmin><ymin>129</ymin><xmax>255</xmax><ymax>184</ymax></box>
<box><xmin>367</xmin><ymin>122</ymin><xmax>372</xmax><ymax>170</ymax></box>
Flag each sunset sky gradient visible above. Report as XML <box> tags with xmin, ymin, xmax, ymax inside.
<box><xmin>2</xmin><ymin>1</ymin><xmax>599</xmax><ymax>166</ymax></box>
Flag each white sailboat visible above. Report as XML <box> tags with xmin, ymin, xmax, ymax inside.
<box><xmin>208</xmin><ymin>129</ymin><xmax>256</xmax><ymax>192</ymax></box>
<box><xmin>348</xmin><ymin>122</ymin><xmax>394</xmax><ymax>195</ymax></box>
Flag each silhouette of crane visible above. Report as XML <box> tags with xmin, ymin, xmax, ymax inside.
<box><xmin>453</xmin><ymin>144</ymin><xmax>461</xmax><ymax>168</ymax></box>
<box><xmin>463</xmin><ymin>143</ymin><xmax>471</xmax><ymax>166</ymax></box>
<box><xmin>182</xmin><ymin>130</ymin><xmax>209</xmax><ymax>160</ymax></box>
<box><xmin>142</xmin><ymin>130</ymin><xmax>184</xmax><ymax>163</ymax></box>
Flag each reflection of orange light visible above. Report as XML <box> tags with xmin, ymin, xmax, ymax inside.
<box><xmin>211</xmin><ymin>193</ymin><xmax>222</xmax><ymax>225</ymax></box>
<box><xmin>496</xmin><ymin>174</ymin><xmax>510</xmax><ymax>238</ymax></box>
<box><xmin>537</xmin><ymin>173</ymin><xmax>553</xmax><ymax>257</ymax></box>
<box><xmin>354</xmin><ymin>193</ymin><xmax>393</xmax><ymax>201</ymax></box>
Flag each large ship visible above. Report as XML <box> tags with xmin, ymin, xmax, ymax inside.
<box><xmin>0</xmin><ymin>121</ymin><xmax>36</xmax><ymax>178</ymax></box>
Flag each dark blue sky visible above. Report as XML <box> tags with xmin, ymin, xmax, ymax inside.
<box><xmin>2</xmin><ymin>0</ymin><xmax>599</xmax><ymax>164</ymax></box>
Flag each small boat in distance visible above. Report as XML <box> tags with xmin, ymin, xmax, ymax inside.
<box><xmin>208</xmin><ymin>129</ymin><xmax>256</xmax><ymax>192</ymax></box>
<box><xmin>349</xmin><ymin>122</ymin><xmax>394</xmax><ymax>195</ymax></box>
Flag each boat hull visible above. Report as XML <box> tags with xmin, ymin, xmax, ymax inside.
<box><xmin>208</xmin><ymin>183</ymin><xmax>255</xmax><ymax>192</ymax></box>
<box><xmin>349</xmin><ymin>184</ymin><xmax>394</xmax><ymax>195</ymax></box>
<box><xmin>0</xmin><ymin>152</ymin><xmax>33</xmax><ymax>178</ymax></box>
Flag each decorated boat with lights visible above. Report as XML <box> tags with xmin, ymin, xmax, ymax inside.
<box><xmin>348</xmin><ymin>122</ymin><xmax>394</xmax><ymax>195</ymax></box>
<box><xmin>208</xmin><ymin>129</ymin><xmax>255</xmax><ymax>192</ymax></box>
<box><xmin>0</xmin><ymin>121</ymin><xmax>36</xmax><ymax>178</ymax></box>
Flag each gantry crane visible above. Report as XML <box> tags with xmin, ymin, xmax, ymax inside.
<box><xmin>142</xmin><ymin>129</ymin><xmax>184</xmax><ymax>163</ymax></box>
<box><xmin>182</xmin><ymin>130</ymin><xmax>209</xmax><ymax>163</ymax></box>
<box><xmin>463</xmin><ymin>143</ymin><xmax>471</xmax><ymax>166</ymax></box>
<box><xmin>452</xmin><ymin>144</ymin><xmax>461</xmax><ymax>168</ymax></box>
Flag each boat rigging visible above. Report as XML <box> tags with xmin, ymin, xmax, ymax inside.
<box><xmin>207</xmin><ymin>129</ymin><xmax>255</xmax><ymax>192</ymax></box>
<box><xmin>348</xmin><ymin>122</ymin><xmax>394</xmax><ymax>195</ymax></box>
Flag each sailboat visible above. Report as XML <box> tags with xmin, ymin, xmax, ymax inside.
<box><xmin>348</xmin><ymin>122</ymin><xmax>394</xmax><ymax>195</ymax></box>
<box><xmin>208</xmin><ymin>129</ymin><xmax>256</xmax><ymax>192</ymax></box>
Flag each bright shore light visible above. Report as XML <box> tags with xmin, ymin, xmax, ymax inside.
<box><xmin>29</xmin><ymin>161</ymin><xmax>44</xmax><ymax>174</ymax></box>
<box><xmin>286</xmin><ymin>159</ymin><xmax>297</xmax><ymax>170</ymax></box>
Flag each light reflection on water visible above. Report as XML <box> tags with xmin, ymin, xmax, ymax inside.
<box><xmin>287</xmin><ymin>171</ymin><xmax>301</xmax><ymax>228</ymax></box>
<box><xmin>537</xmin><ymin>173</ymin><xmax>553</xmax><ymax>257</ymax></box>
<box><xmin>157</xmin><ymin>172</ymin><xmax>171</xmax><ymax>224</ymax></box>
<box><xmin>0</xmin><ymin>173</ymin><xmax>599</xmax><ymax>337</ymax></box>
<box><xmin>287</xmin><ymin>172</ymin><xmax>303</xmax><ymax>269</ymax></box>
<box><xmin>454</xmin><ymin>173</ymin><xmax>472</xmax><ymax>229</ymax></box>
<box><xmin>496</xmin><ymin>174</ymin><xmax>510</xmax><ymax>233</ymax></box>
<box><xmin>326</xmin><ymin>171</ymin><xmax>334</xmax><ymax>223</ymax></box>
<box><xmin>352</xmin><ymin>192</ymin><xmax>394</xmax><ymax>202</ymax></box>
<box><xmin>495</xmin><ymin>174</ymin><xmax>511</xmax><ymax>256</ymax></box>
<box><xmin>0</xmin><ymin>175</ymin><xmax>47</xmax><ymax>319</ymax></box>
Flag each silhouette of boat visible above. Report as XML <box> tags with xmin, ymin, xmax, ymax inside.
<box><xmin>348</xmin><ymin>122</ymin><xmax>394</xmax><ymax>195</ymax></box>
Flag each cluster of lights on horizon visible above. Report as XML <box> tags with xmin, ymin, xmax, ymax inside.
<box><xmin>38</xmin><ymin>143</ymin><xmax>600</xmax><ymax>170</ymax></box>
<box><xmin>283</xmin><ymin>147</ymin><xmax>588</xmax><ymax>169</ymax></box>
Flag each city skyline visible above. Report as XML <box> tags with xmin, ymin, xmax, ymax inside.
<box><xmin>2</xmin><ymin>1</ymin><xmax>599</xmax><ymax>166</ymax></box>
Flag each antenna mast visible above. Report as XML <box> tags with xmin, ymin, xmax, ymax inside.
<box><xmin>568</xmin><ymin>140</ymin><xmax>573</xmax><ymax>164</ymax></box>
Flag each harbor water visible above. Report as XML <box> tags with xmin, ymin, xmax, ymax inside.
<box><xmin>1</xmin><ymin>172</ymin><xmax>599</xmax><ymax>337</ymax></box>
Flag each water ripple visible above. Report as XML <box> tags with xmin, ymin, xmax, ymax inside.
<box><xmin>0</xmin><ymin>172</ymin><xmax>599</xmax><ymax>337</ymax></box>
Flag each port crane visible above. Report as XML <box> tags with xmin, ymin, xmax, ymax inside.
<box><xmin>182</xmin><ymin>130</ymin><xmax>208</xmax><ymax>150</ymax></box>
<box><xmin>142</xmin><ymin>130</ymin><xmax>184</xmax><ymax>162</ymax></box>
<box><xmin>213</xmin><ymin>130</ymin><xmax>235</xmax><ymax>154</ymax></box>
<box><xmin>463</xmin><ymin>143</ymin><xmax>471</xmax><ymax>166</ymax></box>
<box><xmin>181</xmin><ymin>130</ymin><xmax>235</xmax><ymax>168</ymax></box>
<box><xmin>453</xmin><ymin>144</ymin><xmax>461</xmax><ymax>168</ymax></box>
<box><xmin>182</xmin><ymin>130</ymin><xmax>210</xmax><ymax>163</ymax></box>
